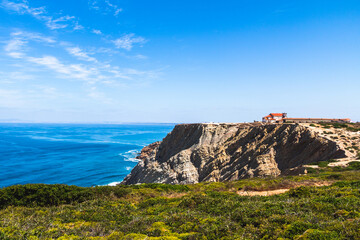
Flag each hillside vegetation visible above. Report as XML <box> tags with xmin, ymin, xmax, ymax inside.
<box><xmin>1</xmin><ymin>163</ymin><xmax>360</xmax><ymax>239</ymax></box>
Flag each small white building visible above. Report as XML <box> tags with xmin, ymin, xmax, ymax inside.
<box><xmin>262</xmin><ymin>113</ymin><xmax>287</xmax><ymax>123</ymax></box>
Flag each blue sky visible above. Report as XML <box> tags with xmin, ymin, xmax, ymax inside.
<box><xmin>0</xmin><ymin>0</ymin><xmax>359</xmax><ymax>123</ymax></box>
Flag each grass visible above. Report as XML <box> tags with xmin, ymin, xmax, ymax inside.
<box><xmin>1</xmin><ymin>166</ymin><xmax>360</xmax><ymax>239</ymax></box>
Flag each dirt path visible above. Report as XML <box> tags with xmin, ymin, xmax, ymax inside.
<box><xmin>328</xmin><ymin>158</ymin><xmax>360</xmax><ymax>167</ymax></box>
<box><xmin>237</xmin><ymin>181</ymin><xmax>331</xmax><ymax>196</ymax></box>
<box><xmin>237</xmin><ymin>188</ymin><xmax>289</xmax><ymax>196</ymax></box>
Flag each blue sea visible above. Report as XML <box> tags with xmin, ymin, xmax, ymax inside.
<box><xmin>0</xmin><ymin>123</ymin><xmax>175</xmax><ymax>188</ymax></box>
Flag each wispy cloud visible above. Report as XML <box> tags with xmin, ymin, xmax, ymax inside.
<box><xmin>4</xmin><ymin>31</ymin><xmax>159</xmax><ymax>85</ymax></box>
<box><xmin>1</xmin><ymin>0</ymin><xmax>45</xmax><ymax>15</ymax></box>
<box><xmin>73</xmin><ymin>22</ymin><xmax>84</xmax><ymax>30</ymax></box>
<box><xmin>44</xmin><ymin>15</ymin><xmax>75</xmax><ymax>30</ymax></box>
<box><xmin>66</xmin><ymin>47</ymin><xmax>97</xmax><ymax>62</ymax></box>
<box><xmin>4</xmin><ymin>38</ymin><xmax>26</xmax><ymax>58</ymax></box>
<box><xmin>27</xmin><ymin>55</ymin><xmax>100</xmax><ymax>81</ymax></box>
<box><xmin>92</xmin><ymin>29</ymin><xmax>102</xmax><ymax>35</ymax></box>
<box><xmin>4</xmin><ymin>31</ymin><xmax>55</xmax><ymax>58</ymax></box>
<box><xmin>104</xmin><ymin>0</ymin><xmax>122</xmax><ymax>16</ymax></box>
<box><xmin>131</xmin><ymin>54</ymin><xmax>148</xmax><ymax>60</ymax></box>
<box><xmin>4</xmin><ymin>31</ymin><xmax>102</xmax><ymax>82</ymax></box>
<box><xmin>1</xmin><ymin>0</ymin><xmax>80</xmax><ymax>30</ymax></box>
<box><xmin>89</xmin><ymin>0</ymin><xmax>122</xmax><ymax>16</ymax></box>
<box><xmin>12</xmin><ymin>31</ymin><xmax>56</xmax><ymax>43</ymax></box>
<box><xmin>113</xmin><ymin>33</ymin><xmax>147</xmax><ymax>51</ymax></box>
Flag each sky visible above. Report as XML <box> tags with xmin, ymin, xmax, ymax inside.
<box><xmin>0</xmin><ymin>0</ymin><xmax>360</xmax><ymax>123</ymax></box>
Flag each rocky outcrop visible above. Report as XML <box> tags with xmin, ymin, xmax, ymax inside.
<box><xmin>122</xmin><ymin>123</ymin><xmax>347</xmax><ymax>185</ymax></box>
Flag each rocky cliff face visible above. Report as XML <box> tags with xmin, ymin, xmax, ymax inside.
<box><xmin>122</xmin><ymin>123</ymin><xmax>347</xmax><ymax>185</ymax></box>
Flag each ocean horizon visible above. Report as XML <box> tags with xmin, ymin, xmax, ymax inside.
<box><xmin>0</xmin><ymin>123</ymin><xmax>175</xmax><ymax>188</ymax></box>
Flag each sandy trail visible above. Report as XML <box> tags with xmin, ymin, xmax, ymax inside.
<box><xmin>237</xmin><ymin>181</ymin><xmax>331</xmax><ymax>196</ymax></box>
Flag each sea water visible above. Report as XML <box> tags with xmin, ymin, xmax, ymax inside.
<box><xmin>0</xmin><ymin>123</ymin><xmax>175</xmax><ymax>188</ymax></box>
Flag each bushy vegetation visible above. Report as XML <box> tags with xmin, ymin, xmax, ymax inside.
<box><xmin>1</xmin><ymin>167</ymin><xmax>360</xmax><ymax>239</ymax></box>
<box><xmin>307</xmin><ymin>159</ymin><xmax>337</xmax><ymax>168</ymax></box>
<box><xmin>319</xmin><ymin>122</ymin><xmax>360</xmax><ymax>132</ymax></box>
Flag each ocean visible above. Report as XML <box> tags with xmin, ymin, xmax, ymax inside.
<box><xmin>0</xmin><ymin>123</ymin><xmax>175</xmax><ymax>188</ymax></box>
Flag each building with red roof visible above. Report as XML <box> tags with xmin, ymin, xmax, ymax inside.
<box><xmin>262</xmin><ymin>113</ymin><xmax>287</xmax><ymax>123</ymax></box>
<box><xmin>262</xmin><ymin>113</ymin><xmax>351</xmax><ymax>123</ymax></box>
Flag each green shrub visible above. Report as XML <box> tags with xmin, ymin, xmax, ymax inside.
<box><xmin>307</xmin><ymin>159</ymin><xmax>336</xmax><ymax>168</ymax></box>
<box><xmin>346</xmin><ymin>161</ymin><xmax>360</xmax><ymax>170</ymax></box>
<box><xmin>326</xmin><ymin>174</ymin><xmax>341</xmax><ymax>180</ymax></box>
<box><xmin>0</xmin><ymin>184</ymin><xmax>93</xmax><ymax>208</ymax></box>
<box><xmin>129</xmin><ymin>183</ymin><xmax>189</xmax><ymax>192</ymax></box>
<box><xmin>288</xmin><ymin>186</ymin><xmax>313</xmax><ymax>198</ymax></box>
<box><xmin>297</xmin><ymin>229</ymin><xmax>339</xmax><ymax>239</ymax></box>
<box><xmin>318</xmin><ymin>161</ymin><xmax>330</xmax><ymax>167</ymax></box>
<box><xmin>0</xmin><ymin>184</ymin><xmax>134</xmax><ymax>209</ymax></box>
<box><xmin>282</xmin><ymin>221</ymin><xmax>314</xmax><ymax>239</ymax></box>
<box><xmin>332</xmin><ymin>180</ymin><xmax>360</xmax><ymax>188</ymax></box>
<box><xmin>1</xmin><ymin>168</ymin><xmax>360</xmax><ymax>239</ymax></box>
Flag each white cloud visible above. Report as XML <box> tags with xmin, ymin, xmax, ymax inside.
<box><xmin>92</xmin><ymin>29</ymin><xmax>102</xmax><ymax>35</ymax></box>
<box><xmin>73</xmin><ymin>22</ymin><xmax>84</xmax><ymax>30</ymax></box>
<box><xmin>132</xmin><ymin>54</ymin><xmax>148</xmax><ymax>60</ymax></box>
<box><xmin>1</xmin><ymin>0</ymin><xmax>80</xmax><ymax>31</ymax></box>
<box><xmin>44</xmin><ymin>15</ymin><xmax>75</xmax><ymax>30</ymax></box>
<box><xmin>12</xmin><ymin>31</ymin><xmax>55</xmax><ymax>43</ymax></box>
<box><xmin>104</xmin><ymin>0</ymin><xmax>122</xmax><ymax>16</ymax></box>
<box><xmin>4</xmin><ymin>38</ymin><xmax>26</xmax><ymax>58</ymax></box>
<box><xmin>3</xmin><ymin>34</ymin><xmax>99</xmax><ymax>82</ymax></box>
<box><xmin>66</xmin><ymin>47</ymin><xmax>97</xmax><ymax>62</ymax></box>
<box><xmin>27</xmin><ymin>56</ymin><xmax>71</xmax><ymax>74</ymax></box>
<box><xmin>27</xmin><ymin>55</ymin><xmax>99</xmax><ymax>82</ymax></box>
<box><xmin>89</xmin><ymin>0</ymin><xmax>122</xmax><ymax>16</ymax></box>
<box><xmin>4</xmin><ymin>31</ymin><xmax>159</xmax><ymax>88</ymax></box>
<box><xmin>113</xmin><ymin>33</ymin><xmax>146</xmax><ymax>51</ymax></box>
<box><xmin>89</xmin><ymin>0</ymin><xmax>100</xmax><ymax>10</ymax></box>
<box><xmin>1</xmin><ymin>0</ymin><xmax>45</xmax><ymax>15</ymax></box>
<box><xmin>4</xmin><ymin>31</ymin><xmax>55</xmax><ymax>58</ymax></box>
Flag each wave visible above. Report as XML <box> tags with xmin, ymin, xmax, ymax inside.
<box><xmin>119</xmin><ymin>149</ymin><xmax>140</xmax><ymax>162</ymax></box>
<box><xmin>107</xmin><ymin>181</ymin><xmax>122</xmax><ymax>186</ymax></box>
<box><xmin>124</xmin><ymin>157</ymin><xmax>140</xmax><ymax>162</ymax></box>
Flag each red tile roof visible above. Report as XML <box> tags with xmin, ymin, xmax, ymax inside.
<box><xmin>270</xmin><ymin>113</ymin><xmax>284</xmax><ymax>117</ymax></box>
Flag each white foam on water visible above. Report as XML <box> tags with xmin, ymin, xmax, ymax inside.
<box><xmin>107</xmin><ymin>181</ymin><xmax>121</xmax><ymax>186</ymax></box>
<box><xmin>124</xmin><ymin>158</ymin><xmax>140</xmax><ymax>162</ymax></box>
<box><xmin>125</xmin><ymin>166</ymin><xmax>132</xmax><ymax>171</ymax></box>
<box><xmin>119</xmin><ymin>149</ymin><xmax>140</xmax><ymax>162</ymax></box>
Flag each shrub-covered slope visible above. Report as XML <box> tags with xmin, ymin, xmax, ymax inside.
<box><xmin>1</xmin><ymin>164</ymin><xmax>360</xmax><ymax>239</ymax></box>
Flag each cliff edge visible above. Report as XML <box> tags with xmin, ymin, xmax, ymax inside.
<box><xmin>122</xmin><ymin>123</ymin><xmax>349</xmax><ymax>185</ymax></box>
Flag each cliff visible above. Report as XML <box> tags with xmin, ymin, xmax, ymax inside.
<box><xmin>122</xmin><ymin>123</ymin><xmax>348</xmax><ymax>185</ymax></box>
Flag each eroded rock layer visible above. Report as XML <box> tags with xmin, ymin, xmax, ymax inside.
<box><xmin>122</xmin><ymin>123</ymin><xmax>346</xmax><ymax>184</ymax></box>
